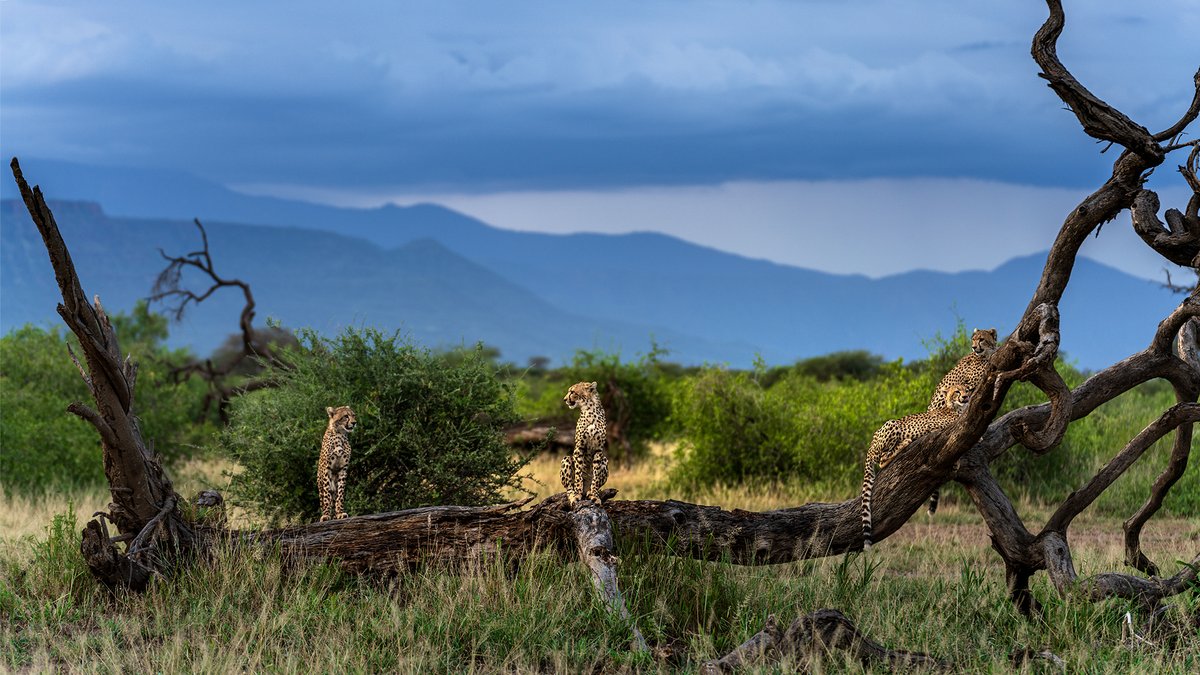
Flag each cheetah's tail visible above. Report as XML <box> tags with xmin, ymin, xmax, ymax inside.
<box><xmin>927</xmin><ymin>490</ymin><xmax>940</xmax><ymax>516</ymax></box>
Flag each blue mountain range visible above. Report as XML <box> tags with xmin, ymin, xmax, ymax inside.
<box><xmin>0</xmin><ymin>158</ymin><xmax>1181</xmax><ymax>369</ymax></box>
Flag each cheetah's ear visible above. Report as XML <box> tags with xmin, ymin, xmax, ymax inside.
<box><xmin>589</xmin><ymin>381</ymin><xmax>598</xmax><ymax>391</ymax></box>
<box><xmin>326</xmin><ymin>406</ymin><xmax>335</xmax><ymax>417</ymax></box>
<box><xmin>987</xmin><ymin>328</ymin><xmax>998</xmax><ymax>338</ymax></box>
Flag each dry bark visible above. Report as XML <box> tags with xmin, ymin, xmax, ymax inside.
<box><xmin>10</xmin><ymin>158</ymin><xmax>193</xmax><ymax>589</ymax></box>
<box><xmin>699</xmin><ymin>610</ymin><xmax>949</xmax><ymax>673</ymax></box>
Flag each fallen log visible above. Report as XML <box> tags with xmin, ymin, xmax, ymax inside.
<box><xmin>220</xmin><ymin>489</ymin><xmax>649</xmax><ymax>650</ymax></box>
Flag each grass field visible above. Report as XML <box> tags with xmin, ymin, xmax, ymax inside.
<box><xmin>2</xmin><ymin>452</ymin><xmax>1198</xmax><ymax>673</ymax></box>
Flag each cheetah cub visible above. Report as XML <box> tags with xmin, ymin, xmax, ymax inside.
<box><xmin>861</xmin><ymin>385</ymin><xmax>970</xmax><ymax>550</ymax></box>
<box><xmin>560</xmin><ymin>381</ymin><xmax>609</xmax><ymax>505</ymax></box>
<box><xmin>318</xmin><ymin>405</ymin><xmax>357</xmax><ymax>522</ymax></box>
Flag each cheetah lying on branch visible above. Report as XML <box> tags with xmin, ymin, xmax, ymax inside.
<box><xmin>861</xmin><ymin>384</ymin><xmax>970</xmax><ymax>550</ymax></box>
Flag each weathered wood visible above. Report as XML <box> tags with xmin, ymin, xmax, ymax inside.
<box><xmin>567</xmin><ymin>499</ymin><xmax>649</xmax><ymax>652</ymax></box>
<box><xmin>701</xmin><ymin>609</ymin><xmax>949</xmax><ymax>673</ymax></box>
<box><xmin>11</xmin><ymin>158</ymin><xmax>193</xmax><ymax>588</ymax></box>
<box><xmin>504</xmin><ymin>420</ymin><xmax>574</xmax><ymax>451</ymax></box>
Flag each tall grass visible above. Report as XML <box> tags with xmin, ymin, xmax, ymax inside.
<box><xmin>3</xmin><ymin>475</ymin><xmax>1197</xmax><ymax>673</ymax></box>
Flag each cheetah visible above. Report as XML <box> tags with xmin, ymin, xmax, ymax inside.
<box><xmin>559</xmin><ymin>381</ymin><xmax>609</xmax><ymax>505</ymax></box>
<box><xmin>922</xmin><ymin>327</ymin><xmax>996</xmax><ymax>515</ymax></box>
<box><xmin>928</xmin><ymin>328</ymin><xmax>997</xmax><ymax>413</ymax></box>
<box><xmin>318</xmin><ymin>405</ymin><xmax>357</xmax><ymax>522</ymax></box>
<box><xmin>861</xmin><ymin>384</ymin><xmax>971</xmax><ymax>550</ymax></box>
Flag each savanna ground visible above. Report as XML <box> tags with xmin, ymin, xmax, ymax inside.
<box><xmin>2</xmin><ymin>447</ymin><xmax>1197</xmax><ymax>674</ymax></box>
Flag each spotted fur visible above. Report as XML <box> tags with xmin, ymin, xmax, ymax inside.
<box><xmin>922</xmin><ymin>327</ymin><xmax>997</xmax><ymax>516</ymax></box>
<box><xmin>559</xmin><ymin>381</ymin><xmax>609</xmax><ymax>505</ymax></box>
<box><xmin>861</xmin><ymin>385</ymin><xmax>970</xmax><ymax>550</ymax></box>
<box><xmin>928</xmin><ymin>328</ymin><xmax>997</xmax><ymax>413</ymax></box>
<box><xmin>318</xmin><ymin>405</ymin><xmax>357</xmax><ymax>522</ymax></box>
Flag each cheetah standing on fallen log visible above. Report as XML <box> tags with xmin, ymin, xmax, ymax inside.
<box><xmin>318</xmin><ymin>405</ymin><xmax>357</xmax><ymax>521</ymax></box>
<box><xmin>560</xmin><ymin>381</ymin><xmax>609</xmax><ymax>505</ymax></box>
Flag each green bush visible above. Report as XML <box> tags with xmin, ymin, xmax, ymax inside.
<box><xmin>224</xmin><ymin>328</ymin><xmax>527</xmax><ymax>522</ymax></box>
<box><xmin>669</xmin><ymin>358</ymin><xmax>939</xmax><ymax>488</ymax></box>
<box><xmin>0</xmin><ymin>302</ymin><xmax>211</xmax><ymax>495</ymax></box>
<box><xmin>759</xmin><ymin>350</ymin><xmax>886</xmax><ymax>388</ymax></box>
<box><xmin>516</xmin><ymin>346</ymin><xmax>675</xmax><ymax>463</ymax></box>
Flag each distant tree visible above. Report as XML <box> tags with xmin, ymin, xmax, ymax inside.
<box><xmin>149</xmin><ymin>219</ymin><xmax>294</xmax><ymax>423</ymax></box>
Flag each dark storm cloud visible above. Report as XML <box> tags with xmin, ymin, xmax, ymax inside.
<box><xmin>1</xmin><ymin>0</ymin><xmax>1196</xmax><ymax>191</ymax></box>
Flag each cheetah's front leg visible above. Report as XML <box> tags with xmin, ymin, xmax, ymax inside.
<box><xmin>588</xmin><ymin>451</ymin><xmax>608</xmax><ymax>501</ymax></box>
<box><xmin>560</xmin><ymin>455</ymin><xmax>576</xmax><ymax>503</ymax></box>
<box><xmin>334</xmin><ymin>468</ymin><xmax>348</xmax><ymax>520</ymax></box>
<box><xmin>319</xmin><ymin>467</ymin><xmax>333</xmax><ymax>522</ymax></box>
<box><xmin>571</xmin><ymin>446</ymin><xmax>587</xmax><ymax>504</ymax></box>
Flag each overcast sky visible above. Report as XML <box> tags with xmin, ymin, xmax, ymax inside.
<box><xmin>2</xmin><ymin>0</ymin><xmax>1197</xmax><ymax>279</ymax></box>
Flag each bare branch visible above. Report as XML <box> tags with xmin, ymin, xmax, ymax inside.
<box><xmin>1124</xmin><ymin>394</ymin><xmax>1197</xmax><ymax>576</ymax></box>
<box><xmin>1154</xmin><ymin>69</ymin><xmax>1200</xmax><ymax>142</ymax></box>
<box><xmin>1045</xmin><ymin>402</ymin><xmax>1200</xmax><ymax>532</ymax></box>
<box><xmin>1078</xmin><ymin>553</ymin><xmax>1200</xmax><ymax>605</ymax></box>
<box><xmin>1031</xmin><ymin>0</ymin><xmax>1158</xmax><ymax>159</ymax></box>
<box><xmin>1041</xmin><ymin>531</ymin><xmax>1199</xmax><ymax>608</ymax></box>
<box><xmin>1131</xmin><ymin>189</ymin><xmax>1200</xmax><ymax>267</ymax></box>
<box><xmin>66</xmin><ymin>401</ymin><xmax>121</xmax><ymax>449</ymax></box>
<box><xmin>149</xmin><ymin>218</ymin><xmax>287</xmax><ymax>422</ymax></box>
<box><xmin>567</xmin><ymin>500</ymin><xmax>648</xmax><ymax>652</ymax></box>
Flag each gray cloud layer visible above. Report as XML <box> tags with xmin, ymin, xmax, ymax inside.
<box><xmin>3</xmin><ymin>0</ymin><xmax>1197</xmax><ymax>191</ymax></box>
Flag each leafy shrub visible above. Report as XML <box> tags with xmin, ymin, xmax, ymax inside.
<box><xmin>759</xmin><ymin>350</ymin><xmax>886</xmax><ymax>388</ymax></box>
<box><xmin>516</xmin><ymin>346</ymin><xmax>675</xmax><ymax>463</ymax></box>
<box><xmin>669</xmin><ymin>358</ymin><xmax>939</xmax><ymax>489</ymax></box>
<box><xmin>0</xmin><ymin>302</ymin><xmax>211</xmax><ymax>494</ymax></box>
<box><xmin>224</xmin><ymin>328</ymin><xmax>527</xmax><ymax>522</ymax></box>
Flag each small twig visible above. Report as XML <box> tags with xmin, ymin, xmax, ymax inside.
<box><xmin>66</xmin><ymin>343</ymin><xmax>91</xmax><ymax>389</ymax></box>
<box><xmin>128</xmin><ymin>496</ymin><xmax>177</xmax><ymax>555</ymax></box>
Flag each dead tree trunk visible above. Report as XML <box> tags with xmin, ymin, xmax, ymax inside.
<box><xmin>11</xmin><ymin>158</ymin><xmax>193</xmax><ymax>590</ymax></box>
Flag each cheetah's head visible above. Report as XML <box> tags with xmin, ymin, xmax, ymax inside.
<box><xmin>326</xmin><ymin>405</ymin><xmax>357</xmax><ymax>433</ymax></box>
<box><xmin>563</xmin><ymin>381</ymin><xmax>599</xmax><ymax>410</ymax></box>
<box><xmin>971</xmin><ymin>328</ymin><xmax>999</xmax><ymax>357</ymax></box>
<box><xmin>945</xmin><ymin>385</ymin><xmax>972</xmax><ymax>413</ymax></box>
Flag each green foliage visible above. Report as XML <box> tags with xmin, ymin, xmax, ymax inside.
<box><xmin>669</xmin><ymin>323</ymin><xmax>1196</xmax><ymax>516</ymax></box>
<box><xmin>0</xmin><ymin>302</ymin><xmax>212</xmax><ymax>495</ymax></box>
<box><xmin>517</xmin><ymin>345</ymin><xmax>675</xmax><ymax>462</ymax></box>
<box><xmin>759</xmin><ymin>349</ymin><xmax>886</xmax><ymax>388</ymax></box>
<box><xmin>223</xmin><ymin>328</ymin><xmax>527</xmax><ymax>522</ymax></box>
<box><xmin>669</xmin><ymin>358</ymin><xmax>939</xmax><ymax>488</ymax></box>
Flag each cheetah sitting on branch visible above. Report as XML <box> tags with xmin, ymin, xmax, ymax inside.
<box><xmin>318</xmin><ymin>405</ymin><xmax>357</xmax><ymax>522</ymax></box>
<box><xmin>560</xmin><ymin>381</ymin><xmax>609</xmax><ymax>505</ymax></box>
<box><xmin>861</xmin><ymin>384</ymin><xmax>971</xmax><ymax>550</ymax></box>
<box><xmin>928</xmin><ymin>328</ymin><xmax>997</xmax><ymax>413</ymax></box>
<box><xmin>922</xmin><ymin>327</ymin><xmax>997</xmax><ymax>515</ymax></box>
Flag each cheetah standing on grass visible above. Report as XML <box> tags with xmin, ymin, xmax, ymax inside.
<box><xmin>559</xmin><ymin>381</ymin><xmax>609</xmax><ymax>505</ymax></box>
<box><xmin>861</xmin><ymin>385</ymin><xmax>971</xmax><ymax>550</ymax></box>
<box><xmin>318</xmin><ymin>405</ymin><xmax>357</xmax><ymax>521</ymax></box>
